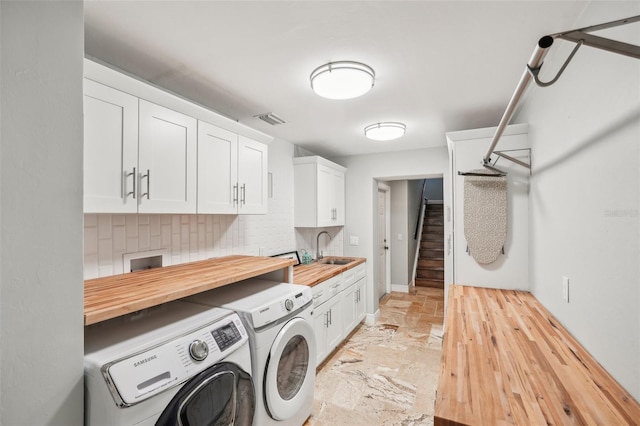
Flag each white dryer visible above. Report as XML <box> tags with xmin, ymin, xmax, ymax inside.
<box><xmin>84</xmin><ymin>300</ymin><xmax>254</xmax><ymax>426</ymax></box>
<box><xmin>185</xmin><ymin>279</ymin><xmax>316</xmax><ymax>426</ymax></box>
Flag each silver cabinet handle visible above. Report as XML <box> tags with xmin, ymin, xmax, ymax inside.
<box><xmin>233</xmin><ymin>184</ymin><xmax>238</xmax><ymax>207</ymax></box>
<box><xmin>140</xmin><ymin>169</ymin><xmax>150</xmax><ymax>200</ymax></box>
<box><xmin>124</xmin><ymin>167</ymin><xmax>136</xmax><ymax>200</ymax></box>
<box><xmin>241</xmin><ymin>184</ymin><xmax>246</xmax><ymax>205</ymax></box>
<box><xmin>328</xmin><ymin>308</ymin><xmax>332</xmax><ymax>325</ymax></box>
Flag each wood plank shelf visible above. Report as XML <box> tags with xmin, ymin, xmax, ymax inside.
<box><xmin>435</xmin><ymin>285</ymin><xmax>640</xmax><ymax>425</ymax></box>
<box><xmin>84</xmin><ymin>255</ymin><xmax>294</xmax><ymax>326</ymax></box>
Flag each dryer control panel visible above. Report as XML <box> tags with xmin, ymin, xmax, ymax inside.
<box><xmin>102</xmin><ymin>313</ymin><xmax>247</xmax><ymax>407</ymax></box>
<box><xmin>249</xmin><ymin>287</ymin><xmax>312</xmax><ymax>329</ymax></box>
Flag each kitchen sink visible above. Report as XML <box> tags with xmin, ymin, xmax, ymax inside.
<box><xmin>318</xmin><ymin>257</ymin><xmax>355</xmax><ymax>266</ymax></box>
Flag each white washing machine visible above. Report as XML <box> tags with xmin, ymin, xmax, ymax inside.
<box><xmin>185</xmin><ymin>279</ymin><xmax>316</xmax><ymax>426</ymax></box>
<box><xmin>84</xmin><ymin>300</ymin><xmax>255</xmax><ymax>426</ymax></box>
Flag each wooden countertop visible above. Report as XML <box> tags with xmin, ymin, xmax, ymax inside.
<box><xmin>435</xmin><ymin>285</ymin><xmax>640</xmax><ymax>425</ymax></box>
<box><xmin>84</xmin><ymin>255</ymin><xmax>294</xmax><ymax>326</ymax></box>
<box><xmin>292</xmin><ymin>257</ymin><xmax>366</xmax><ymax>287</ymax></box>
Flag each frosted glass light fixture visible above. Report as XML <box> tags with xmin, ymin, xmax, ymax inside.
<box><xmin>364</xmin><ymin>122</ymin><xmax>406</xmax><ymax>141</ymax></box>
<box><xmin>310</xmin><ymin>61</ymin><xmax>375</xmax><ymax>100</ymax></box>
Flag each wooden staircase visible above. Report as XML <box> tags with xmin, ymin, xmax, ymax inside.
<box><xmin>416</xmin><ymin>203</ymin><xmax>444</xmax><ymax>289</ymax></box>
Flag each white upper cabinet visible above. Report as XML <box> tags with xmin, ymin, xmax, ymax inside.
<box><xmin>83</xmin><ymin>59</ymin><xmax>272</xmax><ymax>215</ymax></box>
<box><xmin>83</xmin><ymin>79</ymin><xmax>138</xmax><ymax>213</ymax></box>
<box><xmin>197</xmin><ymin>122</ymin><xmax>268</xmax><ymax>214</ymax></box>
<box><xmin>237</xmin><ymin>135</ymin><xmax>268</xmax><ymax>214</ymax></box>
<box><xmin>197</xmin><ymin>121</ymin><xmax>238</xmax><ymax>214</ymax></box>
<box><xmin>294</xmin><ymin>156</ymin><xmax>346</xmax><ymax>227</ymax></box>
<box><xmin>138</xmin><ymin>100</ymin><xmax>197</xmax><ymax>214</ymax></box>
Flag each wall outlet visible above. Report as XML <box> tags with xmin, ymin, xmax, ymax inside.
<box><xmin>349</xmin><ymin>235</ymin><xmax>359</xmax><ymax>246</ymax></box>
<box><xmin>397</xmin><ymin>233</ymin><xmax>403</xmax><ymax>241</ymax></box>
<box><xmin>562</xmin><ymin>276</ymin><xmax>570</xmax><ymax>303</ymax></box>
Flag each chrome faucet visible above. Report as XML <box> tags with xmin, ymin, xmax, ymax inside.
<box><xmin>316</xmin><ymin>231</ymin><xmax>332</xmax><ymax>260</ymax></box>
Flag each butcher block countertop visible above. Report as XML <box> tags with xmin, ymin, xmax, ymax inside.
<box><xmin>292</xmin><ymin>257</ymin><xmax>366</xmax><ymax>287</ymax></box>
<box><xmin>435</xmin><ymin>285</ymin><xmax>640</xmax><ymax>425</ymax></box>
<box><xmin>84</xmin><ymin>255</ymin><xmax>294</xmax><ymax>326</ymax></box>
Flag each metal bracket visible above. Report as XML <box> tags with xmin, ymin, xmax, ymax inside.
<box><xmin>527</xmin><ymin>40</ymin><xmax>583</xmax><ymax>87</ymax></box>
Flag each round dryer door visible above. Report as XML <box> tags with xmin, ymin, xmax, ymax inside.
<box><xmin>264</xmin><ymin>316</ymin><xmax>316</xmax><ymax>421</ymax></box>
<box><xmin>156</xmin><ymin>362</ymin><xmax>255</xmax><ymax>426</ymax></box>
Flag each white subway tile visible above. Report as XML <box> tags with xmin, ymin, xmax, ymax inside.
<box><xmin>97</xmin><ymin>215</ymin><xmax>112</xmax><ymax>240</ymax></box>
<box><xmin>84</xmin><ymin>226</ymin><xmax>98</xmax><ymax>256</ymax></box>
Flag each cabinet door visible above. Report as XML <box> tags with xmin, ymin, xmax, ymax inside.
<box><xmin>313</xmin><ymin>304</ymin><xmax>329</xmax><ymax>366</ymax></box>
<box><xmin>332</xmin><ymin>169</ymin><xmax>345</xmax><ymax>225</ymax></box>
<box><xmin>316</xmin><ymin>164</ymin><xmax>334</xmax><ymax>226</ymax></box>
<box><xmin>355</xmin><ymin>278</ymin><xmax>366</xmax><ymax>323</ymax></box>
<box><xmin>83</xmin><ymin>79</ymin><xmax>138</xmax><ymax>213</ymax></box>
<box><xmin>325</xmin><ymin>296</ymin><xmax>343</xmax><ymax>354</ymax></box>
<box><xmin>237</xmin><ymin>136</ymin><xmax>268</xmax><ymax>214</ymax></box>
<box><xmin>197</xmin><ymin>121</ymin><xmax>238</xmax><ymax>214</ymax></box>
<box><xmin>138</xmin><ymin>100</ymin><xmax>197</xmax><ymax>214</ymax></box>
<box><xmin>317</xmin><ymin>165</ymin><xmax>345</xmax><ymax>226</ymax></box>
<box><xmin>341</xmin><ymin>284</ymin><xmax>357</xmax><ymax>335</ymax></box>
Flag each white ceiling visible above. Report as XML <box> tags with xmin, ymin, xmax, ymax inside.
<box><xmin>84</xmin><ymin>1</ymin><xmax>627</xmax><ymax>158</ymax></box>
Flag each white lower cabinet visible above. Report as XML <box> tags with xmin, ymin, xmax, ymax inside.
<box><xmin>312</xmin><ymin>262</ymin><xmax>366</xmax><ymax>366</ymax></box>
<box><xmin>354</xmin><ymin>277</ymin><xmax>366</xmax><ymax>325</ymax></box>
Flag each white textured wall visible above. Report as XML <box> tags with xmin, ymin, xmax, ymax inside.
<box><xmin>1</xmin><ymin>2</ymin><xmax>84</xmax><ymax>424</ymax></box>
<box><xmin>518</xmin><ymin>2</ymin><xmax>640</xmax><ymax>399</ymax></box>
<box><xmin>335</xmin><ymin>147</ymin><xmax>449</xmax><ymax>316</ymax></box>
<box><xmin>85</xmin><ymin>138</ymin><xmax>302</xmax><ymax>279</ymax></box>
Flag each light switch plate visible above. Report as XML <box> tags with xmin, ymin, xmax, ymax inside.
<box><xmin>349</xmin><ymin>236</ymin><xmax>359</xmax><ymax>246</ymax></box>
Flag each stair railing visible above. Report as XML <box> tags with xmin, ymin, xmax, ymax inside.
<box><xmin>412</xmin><ymin>180</ymin><xmax>428</xmax><ymax>286</ymax></box>
<box><xmin>414</xmin><ymin>179</ymin><xmax>428</xmax><ymax>240</ymax></box>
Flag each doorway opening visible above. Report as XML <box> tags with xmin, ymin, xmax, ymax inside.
<box><xmin>415</xmin><ymin>178</ymin><xmax>444</xmax><ymax>289</ymax></box>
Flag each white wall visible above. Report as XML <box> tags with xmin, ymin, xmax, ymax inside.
<box><xmin>1</xmin><ymin>2</ymin><xmax>84</xmax><ymax>424</ymax></box>
<box><xmin>517</xmin><ymin>2</ymin><xmax>640</xmax><ymax>399</ymax></box>
<box><xmin>335</xmin><ymin>147</ymin><xmax>448</xmax><ymax>316</ymax></box>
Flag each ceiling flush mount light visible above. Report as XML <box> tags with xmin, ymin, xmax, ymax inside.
<box><xmin>310</xmin><ymin>61</ymin><xmax>375</xmax><ymax>100</ymax></box>
<box><xmin>364</xmin><ymin>122</ymin><xmax>407</xmax><ymax>141</ymax></box>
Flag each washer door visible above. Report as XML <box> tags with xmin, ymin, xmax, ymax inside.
<box><xmin>156</xmin><ymin>362</ymin><xmax>254</xmax><ymax>426</ymax></box>
<box><xmin>264</xmin><ymin>316</ymin><xmax>316</xmax><ymax>420</ymax></box>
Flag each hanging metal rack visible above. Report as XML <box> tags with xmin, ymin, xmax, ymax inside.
<box><xmin>483</xmin><ymin>14</ymin><xmax>640</xmax><ymax>173</ymax></box>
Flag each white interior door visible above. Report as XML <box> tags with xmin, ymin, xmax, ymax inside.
<box><xmin>377</xmin><ymin>184</ymin><xmax>390</xmax><ymax>299</ymax></box>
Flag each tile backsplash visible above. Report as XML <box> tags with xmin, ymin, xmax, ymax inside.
<box><xmin>84</xmin><ymin>213</ymin><xmax>343</xmax><ymax>279</ymax></box>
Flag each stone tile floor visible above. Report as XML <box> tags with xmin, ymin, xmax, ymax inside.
<box><xmin>304</xmin><ymin>286</ymin><xmax>445</xmax><ymax>426</ymax></box>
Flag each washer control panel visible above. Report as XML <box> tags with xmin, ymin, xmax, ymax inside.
<box><xmin>103</xmin><ymin>313</ymin><xmax>247</xmax><ymax>406</ymax></box>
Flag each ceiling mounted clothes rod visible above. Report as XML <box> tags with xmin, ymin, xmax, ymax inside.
<box><xmin>483</xmin><ymin>14</ymin><xmax>640</xmax><ymax>168</ymax></box>
<box><xmin>482</xmin><ymin>35</ymin><xmax>554</xmax><ymax>166</ymax></box>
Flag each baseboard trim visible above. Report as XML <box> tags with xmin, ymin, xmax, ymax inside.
<box><xmin>365</xmin><ymin>310</ymin><xmax>380</xmax><ymax>325</ymax></box>
<box><xmin>391</xmin><ymin>284</ymin><xmax>410</xmax><ymax>293</ymax></box>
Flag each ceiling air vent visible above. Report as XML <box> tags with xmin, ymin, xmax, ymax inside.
<box><xmin>255</xmin><ymin>112</ymin><xmax>286</xmax><ymax>125</ymax></box>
